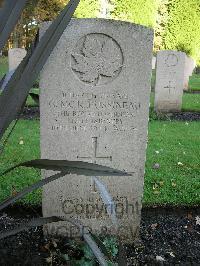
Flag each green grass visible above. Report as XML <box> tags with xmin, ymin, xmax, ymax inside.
<box><xmin>182</xmin><ymin>93</ymin><xmax>200</xmax><ymax>112</ymax></box>
<box><xmin>0</xmin><ymin>119</ymin><xmax>199</xmax><ymax>207</ymax></box>
<box><xmin>27</xmin><ymin>88</ymin><xmax>40</xmax><ymax>107</ymax></box>
<box><xmin>0</xmin><ymin>56</ymin><xmax>8</xmax><ymax>79</ymax></box>
<box><xmin>150</xmin><ymin>92</ymin><xmax>200</xmax><ymax>112</ymax></box>
<box><xmin>189</xmin><ymin>74</ymin><xmax>200</xmax><ymax>91</ymax></box>
<box><xmin>144</xmin><ymin>120</ymin><xmax>200</xmax><ymax>206</ymax></box>
<box><xmin>0</xmin><ymin>120</ymin><xmax>40</xmax><ymax>205</ymax></box>
<box><xmin>0</xmin><ymin>57</ymin><xmax>200</xmax><ymax>207</ymax></box>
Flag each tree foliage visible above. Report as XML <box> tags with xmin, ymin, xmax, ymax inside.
<box><xmin>74</xmin><ymin>0</ymin><xmax>100</xmax><ymax>18</ymax></box>
<box><xmin>162</xmin><ymin>0</ymin><xmax>200</xmax><ymax>63</ymax></box>
<box><xmin>8</xmin><ymin>0</ymin><xmax>68</xmax><ymax>48</ymax></box>
<box><xmin>111</xmin><ymin>0</ymin><xmax>160</xmax><ymax>28</ymax></box>
<box><xmin>5</xmin><ymin>0</ymin><xmax>200</xmax><ymax>64</ymax></box>
<box><xmin>154</xmin><ymin>0</ymin><xmax>170</xmax><ymax>52</ymax></box>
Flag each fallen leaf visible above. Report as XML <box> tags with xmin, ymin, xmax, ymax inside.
<box><xmin>195</xmin><ymin>216</ymin><xmax>200</xmax><ymax>226</ymax></box>
<box><xmin>171</xmin><ymin>182</ymin><xmax>176</xmax><ymax>187</ymax></box>
<box><xmin>168</xmin><ymin>252</ymin><xmax>175</xmax><ymax>258</ymax></box>
<box><xmin>151</xmin><ymin>223</ymin><xmax>158</xmax><ymax>230</ymax></box>
<box><xmin>52</xmin><ymin>240</ymin><xmax>57</xmax><ymax>248</ymax></box>
<box><xmin>46</xmin><ymin>256</ymin><xmax>52</xmax><ymax>264</ymax></box>
<box><xmin>11</xmin><ymin>186</ymin><xmax>18</xmax><ymax>196</ymax></box>
<box><xmin>159</xmin><ymin>181</ymin><xmax>164</xmax><ymax>186</ymax></box>
<box><xmin>153</xmin><ymin>183</ymin><xmax>159</xmax><ymax>190</ymax></box>
<box><xmin>156</xmin><ymin>255</ymin><xmax>165</xmax><ymax>262</ymax></box>
<box><xmin>153</xmin><ymin>163</ymin><xmax>160</xmax><ymax>169</ymax></box>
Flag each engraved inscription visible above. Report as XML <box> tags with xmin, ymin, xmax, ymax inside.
<box><xmin>48</xmin><ymin>92</ymin><xmax>140</xmax><ymax>133</ymax></box>
<box><xmin>71</xmin><ymin>33</ymin><xmax>123</xmax><ymax>86</ymax></box>
<box><xmin>61</xmin><ymin>196</ymin><xmax>140</xmax><ymax>219</ymax></box>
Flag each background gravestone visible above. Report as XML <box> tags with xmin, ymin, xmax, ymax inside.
<box><xmin>39</xmin><ymin>21</ymin><xmax>52</xmax><ymax>40</ymax></box>
<box><xmin>152</xmin><ymin>56</ymin><xmax>156</xmax><ymax>69</ymax></box>
<box><xmin>40</xmin><ymin>19</ymin><xmax>153</xmax><ymax>243</ymax></box>
<box><xmin>8</xmin><ymin>48</ymin><xmax>27</xmax><ymax>71</ymax></box>
<box><xmin>154</xmin><ymin>50</ymin><xmax>186</xmax><ymax>112</ymax></box>
<box><xmin>184</xmin><ymin>56</ymin><xmax>196</xmax><ymax>91</ymax></box>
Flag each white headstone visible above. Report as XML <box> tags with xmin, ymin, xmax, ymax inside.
<box><xmin>8</xmin><ymin>48</ymin><xmax>27</xmax><ymax>71</ymax></box>
<box><xmin>155</xmin><ymin>50</ymin><xmax>186</xmax><ymax>112</ymax></box>
<box><xmin>152</xmin><ymin>56</ymin><xmax>156</xmax><ymax>69</ymax></box>
<box><xmin>184</xmin><ymin>56</ymin><xmax>196</xmax><ymax>91</ymax></box>
<box><xmin>40</xmin><ymin>19</ymin><xmax>153</xmax><ymax>243</ymax></box>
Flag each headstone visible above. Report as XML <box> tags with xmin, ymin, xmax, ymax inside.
<box><xmin>152</xmin><ymin>56</ymin><xmax>156</xmax><ymax>69</ymax></box>
<box><xmin>154</xmin><ymin>50</ymin><xmax>186</xmax><ymax>112</ymax></box>
<box><xmin>184</xmin><ymin>56</ymin><xmax>196</xmax><ymax>91</ymax></box>
<box><xmin>40</xmin><ymin>19</ymin><xmax>153</xmax><ymax>243</ymax></box>
<box><xmin>8</xmin><ymin>48</ymin><xmax>27</xmax><ymax>71</ymax></box>
<box><xmin>39</xmin><ymin>21</ymin><xmax>52</xmax><ymax>40</ymax></box>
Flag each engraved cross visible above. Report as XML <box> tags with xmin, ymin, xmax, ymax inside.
<box><xmin>164</xmin><ymin>81</ymin><xmax>175</xmax><ymax>94</ymax></box>
<box><xmin>77</xmin><ymin>137</ymin><xmax>112</xmax><ymax>163</ymax></box>
<box><xmin>77</xmin><ymin>137</ymin><xmax>112</xmax><ymax>192</ymax></box>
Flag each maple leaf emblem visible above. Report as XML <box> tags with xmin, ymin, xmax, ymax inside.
<box><xmin>72</xmin><ymin>35</ymin><xmax>123</xmax><ymax>85</ymax></box>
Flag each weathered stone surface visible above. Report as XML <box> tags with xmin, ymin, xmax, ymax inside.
<box><xmin>40</xmin><ymin>19</ymin><xmax>153</xmax><ymax>243</ymax></box>
<box><xmin>184</xmin><ymin>56</ymin><xmax>196</xmax><ymax>91</ymax></box>
<box><xmin>155</xmin><ymin>50</ymin><xmax>186</xmax><ymax>112</ymax></box>
<box><xmin>8</xmin><ymin>48</ymin><xmax>27</xmax><ymax>71</ymax></box>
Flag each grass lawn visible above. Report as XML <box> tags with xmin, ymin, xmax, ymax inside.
<box><xmin>0</xmin><ymin>120</ymin><xmax>41</xmax><ymax>205</ymax></box>
<box><xmin>182</xmin><ymin>93</ymin><xmax>200</xmax><ymax>112</ymax></box>
<box><xmin>0</xmin><ymin>119</ymin><xmax>199</xmax><ymax>207</ymax></box>
<box><xmin>150</xmin><ymin>92</ymin><xmax>200</xmax><ymax>112</ymax></box>
<box><xmin>144</xmin><ymin>121</ymin><xmax>200</xmax><ymax>206</ymax></box>
<box><xmin>0</xmin><ymin>57</ymin><xmax>199</xmax><ymax>207</ymax></box>
<box><xmin>0</xmin><ymin>57</ymin><xmax>8</xmax><ymax>79</ymax></box>
<box><xmin>189</xmin><ymin>74</ymin><xmax>200</xmax><ymax>91</ymax></box>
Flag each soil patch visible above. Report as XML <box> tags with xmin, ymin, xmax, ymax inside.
<box><xmin>0</xmin><ymin>206</ymin><xmax>199</xmax><ymax>265</ymax></box>
<box><xmin>20</xmin><ymin>107</ymin><xmax>40</xmax><ymax>120</ymax></box>
<box><xmin>167</xmin><ymin>111</ymin><xmax>200</xmax><ymax>121</ymax></box>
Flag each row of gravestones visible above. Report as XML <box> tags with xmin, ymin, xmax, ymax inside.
<box><xmin>3</xmin><ymin>19</ymin><xmax>196</xmax><ymax>243</ymax></box>
<box><xmin>7</xmin><ymin>50</ymin><xmax>195</xmax><ymax>115</ymax></box>
<box><xmin>153</xmin><ymin>51</ymin><xmax>196</xmax><ymax>112</ymax></box>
